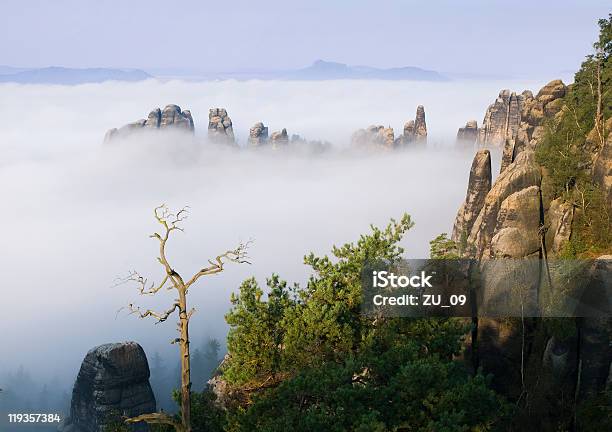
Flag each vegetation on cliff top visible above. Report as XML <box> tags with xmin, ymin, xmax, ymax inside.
<box><xmin>536</xmin><ymin>13</ymin><xmax>612</xmax><ymax>257</ymax></box>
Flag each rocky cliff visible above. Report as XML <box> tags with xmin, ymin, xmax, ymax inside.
<box><xmin>58</xmin><ymin>342</ymin><xmax>156</xmax><ymax>432</ymax></box>
<box><xmin>452</xmin><ymin>79</ymin><xmax>611</xmax><ymax>428</ymax></box>
<box><xmin>104</xmin><ymin>104</ymin><xmax>194</xmax><ymax>142</ymax></box>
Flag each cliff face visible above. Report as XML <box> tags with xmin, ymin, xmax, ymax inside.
<box><xmin>451</xmin><ymin>149</ymin><xmax>491</xmax><ymax>245</ymax></box>
<box><xmin>59</xmin><ymin>342</ymin><xmax>156</xmax><ymax>432</ymax></box>
<box><xmin>452</xmin><ymin>79</ymin><xmax>611</xmax><ymax>421</ymax></box>
<box><xmin>104</xmin><ymin>104</ymin><xmax>194</xmax><ymax>142</ymax></box>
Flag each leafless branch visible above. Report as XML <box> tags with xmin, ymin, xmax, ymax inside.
<box><xmin>127</xmin><ymin>302</ymin><xmax>180</xmax><ymax>324</ymax></box>
<box><xmin>185</xmin><ymin>240</ymin><xmax>253</xmax><ymax>288</ymax></box>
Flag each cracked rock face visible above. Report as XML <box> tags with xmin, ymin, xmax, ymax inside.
<box><xmin>477</xmin><ymin>90</ymin><xmax>522</xmax><ymax>147</ymax></box>
<box><xmin>451</xmin><ymin>149</ymin><xmax>492</xmax><ymax>245</ymax></box>
<box><xmin>466</xmin><ymin>150</ymin><xmax>542</xmax><ymax>259</ymax></box>
<box><xmin>208</xmin><ymin>108</ymin><xmax>235</xmax><ymax>144</ymax></box>
<box><xmin>59</xmin><ymin>342</ymin><xmax>156</xmax><ymax>432</ymax></box>
<box><xmin>104</xmin><ymin>104</ymin><xmax>194</xmax><ymax>142</ymax></box>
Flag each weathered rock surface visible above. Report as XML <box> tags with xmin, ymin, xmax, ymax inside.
<box><xmin>248</xmin><ymin>122</ymin><xmax>269</xmax><ymax>147</ymax></box>
<box><xmin>477</xmin><ymin>90</ymin><xmax>522</xmax><ymax>147</ymax></box>
<box><xmin>58</xmin><ymin>342</ymin><xmax>155</xmax><ymax>432</ymax></box>
<box><xmin>489</xmin><ymin>185</ymin><xmax>542</xmax><ymax>258</ymax></box>
<box><xmin>545</xmin><ymin>197</ymin><xmax>574</xmax><ymax>255</ymax></box>
<box><xmin>466</xmin><ymin>150</ymin><xmax>542</xmax><ymax>259</ymax></box>
<box><xmin>476</xmin><ymin>81</ymin><xmax>567</xmax><ymax>152</ymax></box>
<box><xmin>457</xmin><ymin>120</ymin><xmax>479</xmax><ymax>143</ymax></box>
<box><xmin>104</xmin><ymin>104</ymin><xmax>194</xmax><ymax>142</ymax></box>
<box><xmin>451</xmin><ymin>149</ymin><xmax>492</xmax><ymax>245</ymax></box>
<box><xmin>208</xmin><ymin>108</ymin><xmax>235</xmax><ymax>144</ymax></box>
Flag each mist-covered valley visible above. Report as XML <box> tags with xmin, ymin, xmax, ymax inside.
<box><xmin>0</xmin><ymin>77</ymin><xmax>553</xmax><ymax>417</ymax></box>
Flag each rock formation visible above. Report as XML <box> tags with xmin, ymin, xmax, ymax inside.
<box><xmin>248</xmin><ymin>122</ymin><xmax>269</xmax><ymax>147</ymax></box>
<box><xmin>351</xmin><ymin>125</ymin><xmax>395</xmax><ymax>149</ymax></box>
<box><xmin>208</xmin><ymin>108</ymin><xmax>235</xmax><ymax>144</ymax></box>
<box><xmin>396</xmin><ymin>106</ymin><xmax>428</xmax><ymax>145</ymax></box>
<box><xmin>452</xmin><ymin>79</ymin><xmax>611</xmax><ymax>425</ymax></box>
<box><xmin>352</xmin><ymin>106</ymin><xmax>427</xmax><ymax>149</ymax></box>
<box><xmin>414</xmin><ymin>105</ymin><xmax>427</xmax><ymax>140</ymax></box>
<box><xmin>270</xmin><ymin>128</ymin><xmax>289</xmax><ymax>148</ymax></box>
<box><xmin>456</xmin><ymin>120</ymin><xmax>478</xmax><ymax>144</ymax></box>
<box><xmin>104</xmin><ymin>104</ymin><xmax>194</xmax><ymax>142</ymax></box>
<box><xmin>466</xmin><ymin>150</ymin><xmax>542</xmax><ymax>259</ymax></box>
<box><xmin>59</xmin><ymin>342</ymin><xmax>156</xmax><ymax>432</ymax></box>
<box><xmin>451</xmin><ymin>149</ymin><xmax>492</xmax><ymax>245</ymax></box>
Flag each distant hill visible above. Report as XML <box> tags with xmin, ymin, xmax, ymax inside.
<box><xmin>285</xmin><ymin>60</ymin><xmax>448</xmax><ymax>81</ymax></box>
<box><xmin>0</xmin><ymin>66</ymin><xmax>151</xmax><ymax>84</ymax></box>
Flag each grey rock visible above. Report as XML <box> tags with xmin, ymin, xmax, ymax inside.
<box><xmin>59</xmin><ymin>342</ymin><xmax>156</xmax><ymax>432</ymax></box>
<box><xmin>104</xmin><ymin>104</ymin><xmax>194</xmax><ymax>142</ymax></box>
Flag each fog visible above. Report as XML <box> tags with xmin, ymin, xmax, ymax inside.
<box><xmin>0</xmin><ymin>78</ymin><xmax>550</xmax><ymax>400</ymax></box>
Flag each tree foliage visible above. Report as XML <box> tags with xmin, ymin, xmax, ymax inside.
<box><xmin>220</xmin><ymin>215</ymin><xmax>508</xmax><ymax>431</ymax></box>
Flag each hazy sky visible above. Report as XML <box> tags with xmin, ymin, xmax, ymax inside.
<box><xmin>1</xmin><ymin>0</ymin><xmax>609</xmax><ymax>76</ymax></box>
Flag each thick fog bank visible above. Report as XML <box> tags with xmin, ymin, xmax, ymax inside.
<box><xmin>0</xmin><ymin>78</ymin><xmax>530</xmax><ymax>387</ymax></box>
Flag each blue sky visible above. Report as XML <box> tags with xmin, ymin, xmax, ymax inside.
<box><xmin>1</xmin><ymin>0</ymin><xmax>610</xmax><ymax>76</ymax></box>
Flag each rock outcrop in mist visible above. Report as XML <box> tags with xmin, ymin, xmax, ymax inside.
<box><xmin>104</xmin><ymin>104</ymin><xmax>194</xmax><ymax>142</ymax></box>
<box><xmin>207</xmin><ymin>108</ymin><xmax>235</xmax><ymax>144</ymax></box>
<box><xmin>59</xmin><ymin>342</ymin><xmax>155</xmax><ymax>432</ymax></box>
<box><xmin>351</xmin><ymin>105</ymin><xmax>427</xmax><ymax>149</ymax></box>
<box><xmin>457</xmin><ymin>80</ymin><xmax>567</xmax><ymax>150</ymax></box>
<box><xmin>456</xmin><ymin>120</ymin><xmax>479</xmax><ymax>144</ymax></box>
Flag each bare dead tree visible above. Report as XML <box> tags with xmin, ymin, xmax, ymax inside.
<box><xmin>118</xmin><ymin>205</ymin><xmax>250</xmax><ymax>432</ymax></box>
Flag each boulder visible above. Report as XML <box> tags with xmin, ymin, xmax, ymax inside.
<box><xmin>59</xmin><ymin>342</ymin><xmax>156</xmax><ymax>432</ymax></box>
<box><xmin>451</xmin><ymin>149</ymin><xmax>492</xmax><ymax>245</ymax></box>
